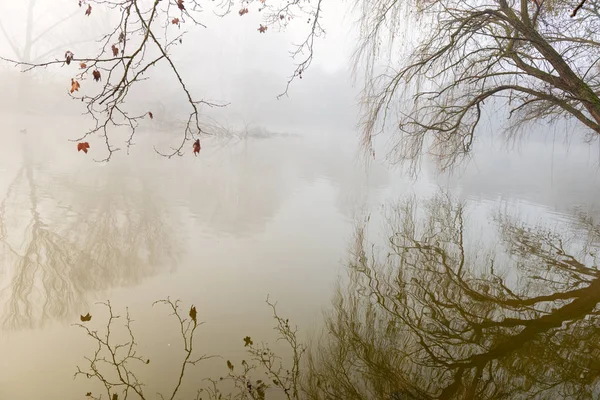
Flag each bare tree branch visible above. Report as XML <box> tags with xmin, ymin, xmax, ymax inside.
<box><xmin>354</xmin><ymin>0</ymin><xmax>600</xmax><ymax>173</ymax></box>
<box><xmin>0</xmin><ymin>0</ymin><xmax>326</xmax><ymax>160</ymax></box>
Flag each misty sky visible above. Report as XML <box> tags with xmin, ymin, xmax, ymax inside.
<box><xmin>1</xmin><ymin>0</ymin><xmax>599</xmax><ymax>212</ymax></box>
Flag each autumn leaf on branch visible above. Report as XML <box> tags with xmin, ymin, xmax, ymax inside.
<box><xmin>70</xmin><ymin>78</ymin><xmax>81</xmax><ymax>93</ymax></box>
<box><xmin>243</xmin><ymin>336</ymin><xmax>253</xmax><ymax>347</ymax></box>
<box><xmin>65</xmin><ymin>50</ymin><xmax>74</xmax><ymax>65</ymax></box>
<box><xmin>0</xmin><ymin>0</ymin><xmax>324</xmax><ymax>160</ymax></box>
<box><xmin>77</xmin><ymin>142</ymin><xmax>90</xmax><ymax>153</ymax></box>
<box><xmin>189</xmin><ymin>305</ymin><xmax>197</xmax><ymax>323</ymax></box>
<box><xmin>80</xmin><ymin>312</ymin><xmax>92</xmax><ymax>321</ymax></box>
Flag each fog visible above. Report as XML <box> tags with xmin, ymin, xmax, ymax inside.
<box><xmin>1</xmin><ymin>1</ymin><xmax>600</xmax><ymax>399</ymax></box>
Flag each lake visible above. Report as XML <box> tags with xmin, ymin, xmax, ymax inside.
<box><xmin>1</xmin><ymin>105</ymin><xmax>600</xmax><ymax>399</ymax></box>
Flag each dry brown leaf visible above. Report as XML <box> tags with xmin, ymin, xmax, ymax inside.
<box><xmin>65</xmin><ymin>50</ymin><xmax>74</xmax><ymax>65</ymax></box>
<box><xmin>80</xmin><ymin>312</ymin><xmax>92</xmax><ymax>321</ymax></box>
<box><xmin>70</xmin><ymin>78</ymin><xmax>81</xmax><ymax>93</ymax></box>
<box><xmin>92</xmin><ymin>70</ymin><xmax>101</xmax><ymax>82</ymax></box>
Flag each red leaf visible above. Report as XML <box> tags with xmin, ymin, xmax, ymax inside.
<box><xmin>171</xmin><ymin>17</ymin><xmax>180</xmax><ymax>25</ymax></box>
<box><xmin>148</xmin><ymin>111</ymin><xmax>153</xmax><ymax>119</ymax></box>
<box><xmin>239</xmin><ymin>8</ymin><xmax>249</xmax><ymax>16</ymax></box>
<box><xmin>111</xmin><ymin>44</ymin><xmax>119</xmax><ymax>57</ymax></box>
<box><xmin>193</xmin><ymin>139</ymin><xmax>201</xmax><ymax>156</ymax></box>
<box><xmin>92</xmin><ymin>70</ymin><xmax>101</xmax><ymax>82</ymax></box>
<box><xmin>177</xmin><ymin>0</ymin><xmax>185</xmax><ymax>10</ymax></box>
<box><xmin>79</xmin><ymin>62</ymin><xmax>87</xmax><ymax>69</ymax></box>
<box><xmin>258</xmin><ymin>24</ymin><xmax>268</xmax><ymax>33</ymax></box>
<box><xmin>85</xmin><ymin>4</ymin><xmax>92</xmax><ymax>16</ymax></box>
<box><xmin>77</xmin><ymin>142</ymin><xmax>90</xmax><ymax>153</ymax></box>
<box><xmin>70</xmin><ymin>78</ymin><xmax>81</xmax><ymax>93</ymax></box>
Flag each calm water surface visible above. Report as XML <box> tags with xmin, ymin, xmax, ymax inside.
<box><xmin>1</xmin><ymin>110</ymin><xmax>600</xmax><ymax>399</ymax></box>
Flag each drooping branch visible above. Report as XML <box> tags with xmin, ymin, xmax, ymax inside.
<box><xmin>309</xmin><ymin>192</ymin><xmax>600</xmax><ymax>399</ymax></box>
<box><xmin>354</xmin><ymin>0</ymin><xmax>600</xmax><ymax>173</ymax></box>
<box><xmin>0</xmin><ymin>0</ymin><xmax>327</xmax><ymax>160</ymax></box>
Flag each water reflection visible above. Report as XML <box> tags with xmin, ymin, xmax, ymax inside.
<box><xmin>308</xmin><ymin>193</ymin><xmax>600</xmax><ymax>399</ymax></box>
<box><xmin>186</xmin><ymin>138</ymin><xmax>293</xmax><ymax>237</ymax></box>
<box><xmin>186</xmin><ymin>134</ymin><xmax>390</xmax><ymax>236</ymax></box>
<box><xmin>0</xmin><ymin>156</ymin><xmax>180</xmax><ymax>330</ymax></box>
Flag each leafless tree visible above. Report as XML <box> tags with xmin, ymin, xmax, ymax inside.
<box><xmin>354</xmin><ymin>0</ymin><xmax>600</xmax><ymax>172</ymax></box>
<box><xmin>0</xmin><ymin>152</ymin><xmax>180</xmax><ymax>330</ymax></box>
<box><xmin>3</xmin><ymin>0</ymin><xmax>596</xmax><ymax>169</ymax></box>
<box><xmin>75</xmin><ymin>297</ymin><xmax>306</xmax><ymax>400</ymax></box>
<box><xmin>0</xmin><ymin>0</ymin><xmax>324</xmax><ymax>161</ymax></box>
<box><xmin>74</xmin><ymin>299</ymin><xmax>214</xmax><ymax>400</ymax></box>
<box><xmin>304</xmin><ymin>193</ymin><xmax>600</xmax><ymax>399</ymax></box>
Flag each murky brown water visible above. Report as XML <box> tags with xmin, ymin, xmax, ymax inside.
<box><xmin>0</xmin><ymin>109</ymin><xmax>392</xmax><ymax>399</ymax></box>
<box><xmin>1</xmin><ymin>107</ymin><xmax>600</xmax><ymax>399</ymax></box>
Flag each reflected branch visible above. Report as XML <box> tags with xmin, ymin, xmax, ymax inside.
<box><xmin>0</xmin><ymin>159</ymin><xmax>180</xmax><ymax>330</ymax></box>
<box><xmin>306</xmin><ymin>192</ymin><xmax>600</xmax><ymax>399</ymax></box>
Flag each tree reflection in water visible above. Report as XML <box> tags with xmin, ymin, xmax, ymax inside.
<box><xmin>0</xmin><ymin>158</ymin><xmax>179</xmax><ymax>330</ymax></box>
<box><xmin>306</xmin><ymin>193</ymin><xmax>600</xmax><ymax>400</ymax></box>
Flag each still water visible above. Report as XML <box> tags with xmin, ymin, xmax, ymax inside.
<box><xmin>1</xmin><ymin>109</ymin><xmax>600</xmax><ymax>399</ymax></box>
